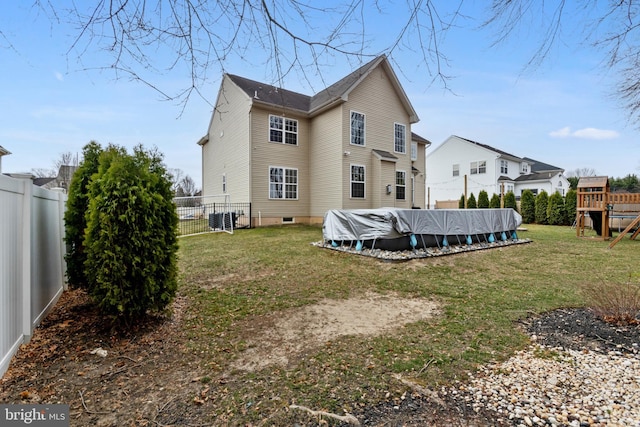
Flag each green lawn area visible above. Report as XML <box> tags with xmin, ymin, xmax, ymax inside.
<box><xmin>176</xmin><ymin>223</ymin><xmax>640</xmax><ymax>424</ymax></box>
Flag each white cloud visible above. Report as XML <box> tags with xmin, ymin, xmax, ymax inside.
<box><xmin>54</xmin><ymin>71</ymin><xmax>64</xmax><ymax>82</ymax></box>
<box><xmin>549</xmin><ymin>127</ymin><xmax>572</xmax><ymax>138</ymax></box>
<box><xmin>549</xmin><ymin>127</ymin><xmax>619</xmax><ymax>140</ymax></box>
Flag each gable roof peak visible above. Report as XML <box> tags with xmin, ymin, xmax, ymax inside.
<box><xmin>452</xmin><ymin>135</ymin><xmax>522</xmax><ymax>161</ymax></box>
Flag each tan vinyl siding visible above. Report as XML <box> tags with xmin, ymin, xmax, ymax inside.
<box><xmin>249</xmin><ymin>106</ymin><xmax>310</xmax><ymax>219</ymax></box>
<box><xmin>309</xmin><ymin>106</ymin><xmax>343</xmax><ymax>217</ymax></box>
<box><xmin>340</xmin><ymin>66</ymin><xmax>414</xmax><ymax>209</ymax></box>
<box><xmin>413</xmin><ymin>141</ymin><xmax>426</xmax><ymax>208</ymax></box>
<box><xmin>203</xmin><ymin>76</ymin><xmax>251</xmax><ymax>200</ymax></box>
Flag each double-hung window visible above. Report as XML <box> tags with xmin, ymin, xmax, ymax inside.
<box><xmin>394</xmin><ymin>123</ymin><xmax>406</xmax><ymax>153</ymax></box>
<box><xmin>350</xmin><ymin>165</ymin><xmax>365</xmax><ymax>198</ymax></box>
<box><xmin>269</xmin><ymin>167</ymin><xmax>298</xmax><ymax>199</ymax></box>
<box><xmin>269</xmin><ymin>115</ymin><xmax>298</xmax><ymax>145</ymax></box>
<box><xmin>470</xmin><ymin>160</ymin><xmax>487</xmax><ymax>175</ymax></box>
<box><xmin>500</xmin><ymin>160</ymin><xmax>508</xmax><ymax>174</ymax></box>
<box><xmin>350</xmin><ymin>111</ymin><xmax>365</xmax><ymax>146</ymax></box>
<box><xmin>452</xmin><ymin>164</ymin><xmax>460</xmax><ymax>177</ymax></box>
<box><xmin>395</xmin><ymin>171</ymin><xmax>406</xmax><ymax>200</ymax></box>
<box><xmin>411</xmin><ymin>142</ymin><xmax>418</xmax><ymax>161</ymax></box>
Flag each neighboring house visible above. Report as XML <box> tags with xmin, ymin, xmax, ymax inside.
<box><xmin>0</xmin><ymin>145</ymin><xmax>10</xmax><ymax>173</ymax></box>
<box><xmin>7</xmin><ymin>165</ymin><xmax>78</xmax><ymax>193</ymax></box>
<box><xmin>199</xmin><ymin>55</ymin><xmax>431</xmax><ymax>226</ymax></box>
<box><xmin>426</xmin><ymin>135</ymin><xmax>569</xmax><ymax>208</ymax></box>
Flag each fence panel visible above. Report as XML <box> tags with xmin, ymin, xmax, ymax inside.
<box><xmin>0</xmin><ymin>176</ymin><xmax>25</xmax><ymax>379</ymax></box>
<box><xmin>0</xmin><ymin>175</ymin><xmax>66</xmax><ymax>378</ymax></box>
<box><xmin>175</xmin><ymin>196</ymin><xmax>251</xmax><ymax>236</ymax></box>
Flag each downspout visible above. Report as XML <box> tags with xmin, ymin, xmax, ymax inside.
<box><xmin>411</xmin><ymin>175</ymin><xmax>415</xmax><ymax>207</ymax></box>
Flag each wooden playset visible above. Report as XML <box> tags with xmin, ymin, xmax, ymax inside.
<box><xmin>575</xmin><ymin>176</ymin><xmax>640</xmax><ymax>248</ymax></box>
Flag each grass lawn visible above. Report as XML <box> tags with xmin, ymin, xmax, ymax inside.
<box><xmin>176</xmin><ymin>223</ymin><xmax>640</xmax><ymax>424</ymax></box>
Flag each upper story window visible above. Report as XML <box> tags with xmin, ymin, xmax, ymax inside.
<box><xmin>396</xmin><ymin>171</ymin><xmax>406</xmax><ymax>200</ymax></box>
<box><xmin>350</xmin><ymin>111</ymin><xmax>365</xmax><ymax>146</ymax></box>
<box><xmin>500</xmin><ymin>159</ymin><xmax>508</xmax><ymax>174</ymax></box>
<box><xmin>394</xmin><ymin>123</ymin><xmax>406</xmax><ymax>153</ymax></box>
<box><xmin>222</xmin><ymin>174</ymin><xmax>227</xmax><ymax>193</ymax></box>
<box><xmin>470</xmin><ymin>160</ymin><xmax>487</xmax><ymax>175</ymax></box>
<box><xmin>269</xmin><ymin>166</ymin><xmax>298</xmax><ymax>199</ymax></box>
<box><xmin>452</xmin><ymin>164</ymin><xmax>460</xmax><ymax>177</ymax></box>
<box><xmin>521</xmin><ymin>163</ymin><xmax>529</xmax><ymax>174</ymax></box>
<box><xmin>350</xmin><ymin>164</ymin><xmax>365</xmax><ymax>198</ymax></box>
<box><xmin>269</xmin><ymin>115</ymin><xmax>298</xmax><ymax>145</ymax></box>
<box><xmin>411</xmin><ymin>142</ymin><xmax>418</xmax><ymax>161</ymax></box>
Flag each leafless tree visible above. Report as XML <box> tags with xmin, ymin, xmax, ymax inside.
<box><xmin>484</xmin><ymin>0</ymin><xmax>640</xmax><ymax>126</ymax></box>
<box><xmin>30</xmin><ymin>0</ymin><xmax>464</xmax><ymax>108</ymax></box>
<box><xmin>566</xmin><ymin>167</ymin><xmax>598</xmax><ymax>178</ymax></box>
<box><xmin>168</xmin><ymin>168</ymin><xmax>185</xmax><ymax>194</ymax></box>
<box><xmin>178</xmin><ymin>175</ymin><xmax>199</xmax><ymax>197</ymax></box>
<box><xmin>31</xmin><ymin>151</ymin><xmax>79</xmax><ymax>179</ymax></box>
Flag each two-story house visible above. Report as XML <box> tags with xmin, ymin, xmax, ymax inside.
<box><xmin>426</xmin><ymin>135</ymin><xmax>569</xmax><ymax>208</ymax></box>
<box><xmin>199</xmin><ymin>55</ymin><xmax>431</xmax><ymax>226</ymax></box>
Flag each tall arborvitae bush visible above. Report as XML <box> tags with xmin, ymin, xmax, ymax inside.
<box><xmin>467</xmin><ymin>193</ymin><xmax>477</xmax><ymax>208</ymax></box>
<box><xmin>547</xmin><ymin>191</ymin><xmax>567</xmax><ymax>225</ymax></box>
<box><xmin>459</xmin><ymin>194</ymin><xmax>465</xmax><ymax>208</ymax></box>
<box><xmin>504</xmin><ymin>191</ymin><xmax>517</xmax><ymax>211</ymax></box>
<box><xmin>565</xmin><ymin>189</ymin><xmax>577</xmax><ymax>225</ymax></box>
<box><xmin>477</xmin><ymin>190</ymin><xmax>489</xmax><ymax>208</ymax></box>
<box><xmin>489</xmin><ymin>193</ymin><xmax>501</xmax><ymax>208</ymax></box>
<box><xmin>84</xmin><ymin>145</ymin><xmax>179</xmax><ymax>321</ymax></box>
<box><xmin>520</xmin><ymin>190</ymin><xmax>536</xmax><ymax>223</ymax></box>
<box><xmin>64</xmin><ymin>141</ymin><xmax>104</xmax><ymax>288</ymax></box>
<box><xmin>535</xmin><ymin>191</ymin><xmax>549</xmax><ymax>224</ymax></box>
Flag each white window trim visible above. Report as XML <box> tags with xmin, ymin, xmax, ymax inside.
<box><xmin>396</xmin><ymin>170</ymin><xmax>406</xmax><ymax>200</ymax></box>
<box><xmin>350</xmin><ymin>163</ymin><xmax>366</xmax><ymax>199</ymax></box>
<box><xmin>500</xmin><ymin>159</ymin><xmax>508</xmax><ymax>174</ymax></box>
<box><xmin>269</xmin><ymin>115</ymin><xmax>298</xmax><ymax>145</ymax></box>
<box><xmin>350</xmin><ymin>111</ymin><xmax>366</xmax><ymax>146</ymax></box>
<box><xmin>410</xmin><ymin>141</ymin><xmax>418</xmax><ymax>161</ymax></box>
<box><xmin>394</xmin><ymin>123</ymin><xmax>406</xmax><ymax>154</ymax></box>
<box><xmin>268</xmin><ymin>166</ymin><xmax>298</xmax><ymax>200</ymax></box>
<box><xmin>452</xmin><ymin>164</ymin><xmax>460</xmax><ymax>177</ymax></box>
<box><xmin>222</xmin><ymin>173</ymin><xmax>227</xmax><ymax>193</ymax></box>
<box><xmin>471</xmin><ymin>160</ymin><xmax>487</xmax><ymax>175</ymax></box>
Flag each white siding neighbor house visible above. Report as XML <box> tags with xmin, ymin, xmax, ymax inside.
<box><xmin>199</xmin><ymin>55</ymin><xmax>431</xmax><ymax>226</ymax></box>
<box><xmin>426</xmin><ymin>135</ymin><xmax>569</xmax><ymax>208</ymax></box>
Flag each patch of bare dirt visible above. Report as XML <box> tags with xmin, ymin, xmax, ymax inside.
<box><xmin>0</xmin><ymin>288</ymin><xmax>521</xmax><ymax>426</ymax></box>
<box><xmin>232</xmin><ymin>292</ymin><xmax>440</xmax><ymax>371</ymax></box>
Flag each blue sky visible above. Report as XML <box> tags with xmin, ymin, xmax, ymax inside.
<box><xmin>1</xmin><ymin>2</ymin><xmax>639</xmax><ymax>188</ymax></box>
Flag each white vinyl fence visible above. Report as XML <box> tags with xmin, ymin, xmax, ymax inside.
<box><xmin>1</xmin><ymin>174</ymin><xmax>67</xmax><ymax>378</ymax></box>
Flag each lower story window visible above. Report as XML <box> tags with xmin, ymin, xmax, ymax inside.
<box><xmin>351</xmin><ymin>165</ymin><xmax>365</xmax><ymax>198</ymax></box>
<box><xmin>396</xmin><ymin>171</ymin><xmax>406</xmax><ymax>200</ymax></box>
<box><xmin>269</xmin><ymin>167</ymin><xmax>298</xmax><ymax>199</ymax></box>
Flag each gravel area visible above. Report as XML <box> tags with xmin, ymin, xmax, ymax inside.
<box><xmin>444</xmin><ymin>309</ymin><xmax>640</xmax><ymax>427</ymax></box>
<box><xmin>357</xmin><ymin>308</ymin><xmax>640</xmax><ymax>427</ymax></box>
<box><xmin>314</xmin><ymin>238</ymin><xmax>532</xmax><ymax>260</ymax></box>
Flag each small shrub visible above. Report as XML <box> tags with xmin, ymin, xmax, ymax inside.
<box><xmin>565</xmin><ymin>189</ymin><xmax>577</xmax><ymax>224</ymax></box>
<box><xmin>535</xmin><ymin>191</ymin><xmax>549</xmax><ymax>224</ymax></box>
<box><xmin>504</xmin><ymin>191</ymin><xmax>517</xmax><ymax>211</ymax></box>
<box><xmin>547</xmin><ymin>191</ymin><xmax>567</xmax><ymax>225</ymax></box>
<box><xmin>489</xmin><ymin>193</ymin><xmax>501</xmax><ymax>208</ymax></box>
<box><xmin>520</xmin><ymin>190</ymin><xmax>536</xmax><ymax>223</ymax></box>
<box><xmin>459</xmin><ymin>194</ymin><xmax>465</xmax><ymax>208</ymax></box>
<box><xmin>467</xmin><ymin>193</ymin><xmax>477</xmax><ymax>209</ymax></box>
<box><xmin>84</xmin><ymin>145</ymin><xmax>179</xmax><ymax>322</ymax></box>
<box><xmin>64</xmin><ymin>141</ymin><xmax>104</xmax><ymax>288</ymax></box>
<box><xmin>581</xmin><ymin>276</ymin><xmax>640</xmax><ymax>325</ymax></box>
<box><xmin>478</xmin><ymin>190</ymin><xmax>489</xmax><ymax>208</ymax></box>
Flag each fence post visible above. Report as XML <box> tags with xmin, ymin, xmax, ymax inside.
<box><xmin>16</xmin><ymin>175</ymin><xmax>33</xmax><ymax>343</ymax></box>
<box><xmin>53</xmin><ymin>189</ymin><xmax>68</xmax><ymax>291</ymax></box>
